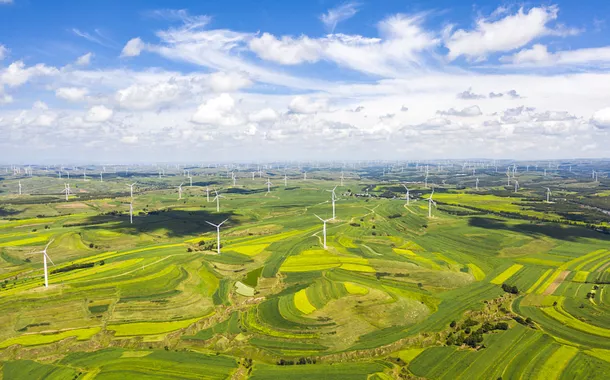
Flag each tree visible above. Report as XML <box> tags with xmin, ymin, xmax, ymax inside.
<box><xmin>450</xmin><ymin>320</ymin><xmax>457</xmax><ymax>328</ymax></box>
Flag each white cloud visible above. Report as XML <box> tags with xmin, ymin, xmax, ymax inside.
<box><xmin>457</xmin><ymin>88</ymin><xmax>485</xmax><ymax>99</ymax></box>
<box><xmin>120</xmin><ymin>135</ymin><xmax>139</xmax><ymax>144</ymax></box>
<box><xmin>191</xmin><ymin>93</ymin><xmax>244</xmax><ymax>126</ymax></box>
<box><xmin>591</xmin><ymin>107</ymin><xmax>610</xmax><ymax>129</ymax></box>
<box><xmin>75</xmin><ymin>52</ymin><xmax>93</xmax><ymax>66</ymax></box>
<box><xmin>115</xmin><ymin>81</ymin><xmax>186</xmax><ymax>110</ymax></box>
<box><xmin>85</xmin><ymin>105</ymin><xmax>113</xmax><ymax>122</ymax></box>
<box><xmin>121</xmin><ymin>37</ymin><xmax>146</xmax><ymax>57</ymax></box>
<box><xmin>0</xmin><ymin>61</ymin><xmax>58</xmax><ymax>87</ymax></box>
<box><xmin>0</xmin><ymin>44</ymin><xmax>8</xmax><ymax>60</ymax></box>
<box><xmin>56</xmin><ymin>87</ymin><xmax>89</xmax><ymax>102</ymax></box>
<box><xmin>206</xmin><ymin>71</ymin><xmax>252</xmax><ymax>92</ymax></box>
<box><xmin>437</xmin><ymin>105</ymin><xmax>482</xmax><ymax>117</ymax></box>
<box><xmin>249</xmin><ymin>33</ymin><xmax>322</xmax><ymax>65</ymax></box>
<box><xmin>249</xmin><ymin>108</ymin><xmax>278</xmax><ymax>122</ymax></box>
<box><xmin>445</xmin><ymin>6</ymin><xmax>566</xmax><ymax>61</ymax></box>
<box><xmin>501</xmin><ymin>44</ymin><xmax>610</xmax><ymax>66</ymax></box>
<box><xmin>32</xmin><ymin>101</ymin><xmax>48</xmax><ymax>110</ymax></box>
<box><xmin>320</xmin><ymin>2</ymin><xmax>360</xmax><ymax>32</ymax></box>
<box><xmin>288</xmin><ymin>96</ymin><xmax>329</xmax><ymax>114</ymax></box>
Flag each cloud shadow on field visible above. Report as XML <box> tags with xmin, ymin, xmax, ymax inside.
<box><xmin>468</xmin><ymin>217</ymin><xmax>609</xmax><ymax>242</ymax></box>
<box><xmin>78</xmin><ymin>209</ymin><xmax>239</xmax><ymax>238</ymax></box>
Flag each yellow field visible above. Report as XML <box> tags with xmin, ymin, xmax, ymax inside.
<box><xmin>294</xmin><ymin>289</ymin><xmax>316</xmax><ymax>314</ymax></box>
<box><xmin>0</xmin><ymin>327</ymin><xmax>101</xmax><ymax>349</ymax></box>
<box><xmin>0</xmin><ymin>234</ymin><xmax>52</xmax><ymax>247</ymax></box>
<box><xmin>490</xmin><ymin>264</ymin><xmax>523</xmax><ymax>284</ymax></box>
<box><xmin>229</xmin><ymin>244</ymin><xmax>269</xmax><ymax>256</ymax></box>
<box><xmin>344</xmin><ymin>282</ymin><xmax>369</xmax><ymax>295</ymax></box>
<box><xmin>573</xmin><ymin>271</ymin><xmax>589</xmax><ymax>283</ymax></box>
<box><xmin>535</xmin><ymin>269</ymin><xmax>563</xmax><ymax>294</ymax></box>
<box><xmin>393</xmin><ymin>248</ymin><xmax>416</xmax><ymax>257</ymax></box>
<box><xmin>280</xmin><ymin>250</ymin><xmax>373</xmax><ymax>273</ymax></box>
<box><xmin>539</xmin><ymin>345</ymin><xmax>579</xmax><ymax>380</ymax></box>
<box><xmin>467</xmin><ymin>263</ymin><xmax>485</xmax><ymax>281</ymax></box>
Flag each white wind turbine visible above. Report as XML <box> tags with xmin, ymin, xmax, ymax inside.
<box><xmin>213</xmin><ymin>189</ymin><xmax>225</xmax><ymax>212</ymax></box>
<box><xmin>265</xmin><ymin>178</ymin><xmax>273</xmax><ymax>194</ymax></box>
<box><xmin>83</xmin><ymin>168</ymin><xmax>87</xmax><ymax>181</ymax></box>
<box><xmin>314</xmin><ymin>214</ymin><xmax>334</xmax><ymax>249</ymax></box>
<box><xmin>506</xmin><ymin>169</ymin><xmax>511</xmax><ymax>186</ymax></box>
<box><xmin>129</xmin><ymin>183</ymin><xmax>136</xmax><ymax>198</ymax></box>
<box><xmin>284</xmin><ymin>174</ymin><xmax>288</xmax><ymax>187</ymax></box>
<box><xmin>61</xmin><ymin>183</ymin><xmax>72</xmax><ymax>201</ymax></box>
<box><xmin>18</xmin><ymin>181</ymin><xmax>22</xmax><ymax>195</ymax></box>
<box><xmin>205</xmin><ymin>218</ymin><xmax>229</xmax><ymax>254</ymax></box>
<box><xmin>303</xmin><ymin>171</ymin><xmax>307</xmax><ymax>181</ymax></box>
<box><xmin>514</xmin><ymin>180</ymin><xmax>519</xmax><ymax>193</ymax></box>
<box><xmin>189</xmin><ymin>175</ymin><xmax>193</xmax><ymax>187</ymax></box>
<box><xmin>100</xmin><ymin>172</ymin><xmax>103</xmax><ymax>182</ymax></box>
<box><xmin>251</xmin><ymin>171</ymin><xmax>256</xmax><ymax>180</ymax></box>
<box><xmin>545</xmin><ymin>187</ymin><xmax>551</xmax><ymax>203</ymax></box>
<box><xmin>425</xmin><ymin>188</ymin><xmax>437</xmax><ymax>218</ymax></box>
<box><xmin>29</xmin><ymin>239</ymin><xmax>56</xmax><ymax>288</ymax></box>
<box><xmin>129</xmin><ymin>202</ymin><xmax>133</xmax><ymax>224</ymax></box>
<box><xmin>424</xmin><ymin>174</ymin><xmax>429</xmax><ymax>189</ymax></box>
<box><xmin>475</xmin><ymin>178</ymin><xmax>479</xmax><ymax>191</ymax></box>
<box><xmin>178</xmin><ymin>183</ymin><xmax>184</xmax><ymax>200</ymax></box>
<box><xmin>206</xmin><ymin>186</ymin><xmax>210</xmax><ymax>202</ymax></box>
<box><xmin>327</xmin><ymin>186</ymin><xmax>338</xmax><ymax>219</ymax></box>
<box><xmin>340</xmin><ymin>171</ymin><xmax>345</xmax><ymax>186</ymax></box>
<box><xmin>232</xmin><ymin>173</ymin><xmax>237</xmax><ymax>186</ymax></box>
<box><xmin>402</xmin><ymin>184</ymin><xmax>410</xmax><ymax>205</ymax></box>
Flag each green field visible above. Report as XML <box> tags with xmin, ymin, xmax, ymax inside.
<box><xmin>1</xmin><ymin>163</ymin><xmax>610</xmax><ymax>379</ymax></box>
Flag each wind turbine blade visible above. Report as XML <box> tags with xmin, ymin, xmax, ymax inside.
<box><xmin>313</xmin><ymin>214</ymin><xmax>324</xmax><ymax>222</ymax></box>
<box><xmin>205</xmin><ymin>221</ymin><xmax>218</xmax><ymax>228</ymax></box>
<box><xmin>218</xmin><ymin>218</ymin><xmax>229</xmax><ymax>227</ymax></box>
<box><xmin>45</xmin><ymin>253</ymin><xmax>56</xmax><ymax>266</ymax></box>
<box><xmin>44</xmin><ymin>239</ymin><xmax>55</xmax><ymax>251</ymax></box>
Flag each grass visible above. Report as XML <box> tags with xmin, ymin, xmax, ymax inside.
<box><xmin>294</xmin><ymin>289</ymin><xmax>316</xmax><ymax>314</ymax></box>
<box><xmin>107</xmin><ymin>316</ymin><xmax>206</xmax><ymax>336</ymax></box>
<box><xmin>0</xmin><ymin>327</ymin><xmax>101</xmax><ymax>348</ymax></box>
<box><xmin>467</xmin><ymin>263</ymin><xmax>486</xmax><ymax>281</ymax></box>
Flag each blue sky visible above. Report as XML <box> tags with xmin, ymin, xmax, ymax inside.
<box><xmin>1</xmin><ymin>0</ymin><xmax>610</xmax><ymax>162</ymax></box>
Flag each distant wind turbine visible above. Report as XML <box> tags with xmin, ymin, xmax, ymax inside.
<box><xmin>178</xmin><ymin>183</ymin><xmax>183</xmax><ymax>200</ymax></box>
<box><xmin>514</xmin><ymin>180</ymin><xmax>520</xmax><ymax>193</ymax></box>
<box><xmin>425</xmin><ymin>188</ymin><xmax>437</xmax><ymax>218</ymax></box>
<box><xmin>61</xmin><ymin>183</ymin><xmax>72</xmax><ymax>201</ymax></box>
<box><xmin>18</xmin><ymin>181</ymin><xmax>22</xmax><ymax>195</ymax></box>
<box><xmin>213</xmin><ymin>189</ymin><xmax>225</xmax><ymax>212</ymax></box>
<box><xmin>129</xmin><ymin>202</ymin><xmax>133</xmax><ymax>224</ymax></box>
<box><xmin>327</xmin><ymin>186</ymin><xmax>338</xmax><ymax>219</ymax></box>
<box><xmin>545</xmin><ymin>187</ymin><xmax>551</xmax><ymax>203</ymax></box>
<box><xmin>475</xmin><ymin>178</ymin><xmax>479</xmax><ymax>191</ymax></box>
<box><xmin>129</xmin><ymin>183</ymin><xmax>136</xmax><ymax>198</ymax></box>
<box><xmin>205</xmin><ymin>218</ymin><xmax>229</xmax><ymax>254</ymax></box>
<box><xmin>402</xmin><ymin>184</ymin><xmax>410</xmax><ymax>205</ymax></box>
<box><xmin>266</xmin><ymin>178</ymin><xmax>272</xmax><ymax>194</ymax></box>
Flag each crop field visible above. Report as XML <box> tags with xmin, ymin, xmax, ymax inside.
<box><xmin>0</xmin><ymin>162</ymin><xmax>609</xmax><ymax>379</ymax></box>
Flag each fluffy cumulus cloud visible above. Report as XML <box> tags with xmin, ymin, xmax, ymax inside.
<box><xmin>115</xmin><ymin>81</ymin><xmax>187</xmax><ymax>110</ymax></box>
<box><xmin>0</xmin><ymin>61</ymin><xmax>58</xmax><ymax>87</ymax></box>
<box><xmin>445</xmin><ymin>6</ymin><xmax>570</xmax><ymax>61</ymax></box>
<box><xmin>437</xmin><ymin>105</ymin><xmax>482</xmax><ymax>117</ymax></box>
<box><xmin>591</xmin><ymin>108</ymin><xmax>610</xmax><ymax>129</ymax></box>
<box><xmin>85</xmin><ymin>105</ymin><xmax>113</xmax><ymax>122</ymax></box>
<box><xmin>288</xmin><ymin>96</ymin><xmax>329</xmax><ymax>114</ymax></box>
<box><xmin>206</xmin><ymin>71</ymin><xmax>252</xmax><ymax>92</ymax></box>
<box><xmin>121</xmin><ymin>37</ymin><xmax>146</xmax><ymax>57</ymax></box>
<box><xmin>191</xmin><ymin>93</ymin><xmax>244</xmax><ymax>126</ymax></box>
<box><xmin>249</xmin><ymin>34</ymin><xmax>321</xmax><ymax>65</ymax></box>
<box><xmin>56</xmin><ymin>87</ymin><xmax>89</xmax><ymax>102</ymax></box>
<box><xmin>249</xmin><ymin>108</ymin><xmax>279</xmax><ymax>123</ymax></box>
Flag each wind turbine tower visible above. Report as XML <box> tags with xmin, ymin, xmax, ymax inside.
<box><xmin>205</xmin><ymin>219</ymin><xmax>229</xmax><ymax>254</ymax></box>
<box><xmin>402</xmin><ymin>184</ymin><xmax>410</xmax><ymax>205</ymax></box>
<box><xmin>425</xmin><ymin>188</ymin><xmax>437</xmax><ymax>218</ymax></box>
<box><xmin>314</xmin><ymin>214</ymin><xmax>334</xmax><ymax>249</ymax></box>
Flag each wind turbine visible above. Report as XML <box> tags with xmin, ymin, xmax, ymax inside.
<box><xmin>303</xmin><ymin>171</ymin><xmax>307</xmax><ymax>181</ymax></box>
<box><xmin>506</xmin><ymin>169</ymin><xmax>511</xmax><ymax>186</ymax></box>
<box><xmin>189</xmin><ymin>175</ymin><xmax>193</xmax><ymax>187</ymax></box>
<box><xmin>18</xmin><ymin>181</ymin><xmax>22</xmax><ymax>195</ymax></box>
<box><xmin>424</xmin><ymin>174</ymin><xmax>429</xmax><ymax>189</ymax></box>
<box><xmin>284</xmin><ymin>174</ymin><xmax>288</xmax><ymax>187</ymax></box>
<box><xmin>545</xmin><ymin>187</ymin><xmax>551</xmax><ymax>203</ymax></box>
<box><xmin>475</xmin><ymin>178</ymin><xmax>479</xmax><ymax>191</ymax></box>
<box><xmin>265</xmin><ymin>178</ymin><xmax>273</xmax><ymax>194</ymax></box>
<box><xmin>213</xmin><ymin>189</ymin><xmax>225</xmax><ymax>212</ymax></box>
<box><xmin>402</xmin><ymin>184</ymin><xmax>410</xmax><ymax>205</ymax></box>
<box><xmin>514</xmin><ymin>180</ymin><xmax>519</xmax><ymax>193</ymax></box>
<box><xmin>29</xmin><ymin>240</ymin><xmax>56</xmax><ymax>288</ymax></box>
<box><xmin>178</xmin><ymin>183</ymin><xmax>184</xmax><ymax>200</ymax></box>
<box><xmin>129</xmin><ymin>202</ymin><xmax>133</xmax><ymax>224</ymax></box>
<box><xmin>327</xmin><ymin>186</ymin><xmax>338</xmax><ymax>219</ymax></box>
<box><xmin>340</xmin><ymin>171</ymin><xmax>345</xmax><ymax>186</ymax></box>
<box><xmin>425</xmin><ymin>188</ymin><xmax>437</xmax><ymax>218</ymax></box>
<box><xmin>83</xmin><ymin>168</ymin><xmax>87</xmax><ymax>181</ymax></box>
<box><xmin>100</xmin><ymin>172</ymin><xmax>103</xmax><ymax>182</ymax></box>
<box><xmin>205</xmin><ymin>218</ymin><xmax>229</xmax><ymax>254</ymax></box>
<box><xmin>232</xmin><ymin>173</ymin><xmax>237</xmax><ymax>186</ymax></box>
<box><xmin>251</xmin><ymin>171</ymin><xmax>256</xmax><ymax>180</ymax></box>
<box><xmin>314</xmin><ymin>214</ymin><xmax>334</xmax><ymax>249</ymax></box>
<box><xmin>206</xmin><ymin>186</ymin><xmax>210</xmax><ymax>202</ymax></box>
<box><xmin>128</xmin><ymin>183</ymin><xmax>136</xmax><ymax>198</ymax></box>
<box><xmin>61</xmin><ymin>183</ymin><xmax>72</xmax><ymax>201</ymax></box>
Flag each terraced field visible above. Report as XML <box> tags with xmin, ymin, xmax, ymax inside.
<box><xmin>0</xmin><ymin>164</ymin><xmax>609</xmax><ymax>379</ymax></box>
